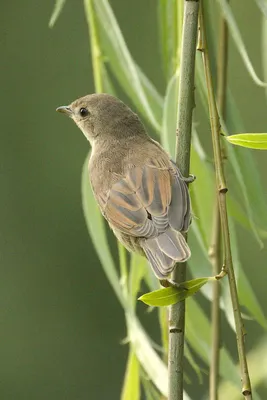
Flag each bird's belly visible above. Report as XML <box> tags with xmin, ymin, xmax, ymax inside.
<box><xmin>110</xmin><ymin>225</ymin><xmax>145</xmax><ymax>255</ymax></box>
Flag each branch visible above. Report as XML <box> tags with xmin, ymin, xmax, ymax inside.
<box><xmin>168</xmin><ymin>2</ymin><xmax>199</xmax><ymax>400</ymax></box>
<box><xmin>199</xmin><ymin>3</ymin><xmax>252</xmax><ymax>399</ymax></box>
<box><xmin>209</xmin><ymin>5</ymin><xmax>229</xmax><ymax>399</ymax></box>
<box><xmin>209</xmin><ymin>203</ymin><xmax>221</xmax><ymax>400</ymax></box>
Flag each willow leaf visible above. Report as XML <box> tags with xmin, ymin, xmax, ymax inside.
<box><xmin>216</xmin><ymin>0</ymin><xmax>267</xmax><ymax>87</ymax></box>
<box><xmin>92</xmin><ymin>0</ymin><xmax>161</xmax><ymax>131</ymax></box>
<box><xmin>49</xmin><ymin>0</ymin><xmax>67</xmax><ymax>27</ymax></box>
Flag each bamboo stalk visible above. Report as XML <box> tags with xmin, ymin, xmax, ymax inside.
<box><xmin>209</xmin><ymin>5</ymin><xmax>229</xmax><ymax>399</ymax></box>
<box><xmin>168</xmin><ymin>2</ymin><xmax>199</xmax><ymax>399</ymax></box>
<box><xmin>199</xmin><ymin>3</ymin><xmax>252</xmax><ymax>398</ymax></box>
<box><xmin>209</xmin><ymin>203</ymin><xmax>221</xmax><ymax>400</ymax></box>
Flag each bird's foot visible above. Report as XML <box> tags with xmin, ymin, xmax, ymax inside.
<box><xmin>160</xmin><ymin>279</ymin><xmax>188</xmax><ymax>291</ymax></box>
<box><xmin>182</xmin><ymin>174</ymin><xmax>196</xmax><ymax>184</ymax></box>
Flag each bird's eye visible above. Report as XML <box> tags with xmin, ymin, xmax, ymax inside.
<box><xmin>79</xmin><ymin>107</ymin><xmax>89</xmax><ymax>117</ymax></box>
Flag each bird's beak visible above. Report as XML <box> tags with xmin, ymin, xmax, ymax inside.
<box><xmin>56</xmin><ymin>106</ymin><xmax>73</xmax><ymax>116</ymax></box>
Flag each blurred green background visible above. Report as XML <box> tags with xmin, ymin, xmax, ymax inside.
<box><xmin>1</xmin><ymin>1</ymin><xmax>267</xmax><ymax>399</ymax></box>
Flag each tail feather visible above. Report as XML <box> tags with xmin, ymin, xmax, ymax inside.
<box><xmin>141</xmin><ymin>228</ymin><xmax>190</xmax><ymax>278</ymax></box>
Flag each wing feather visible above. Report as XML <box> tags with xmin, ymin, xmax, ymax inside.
<box><xmin>103</xmin><ymin>159</ymin><xmax>190</xmax><ymax>239</ymax></box>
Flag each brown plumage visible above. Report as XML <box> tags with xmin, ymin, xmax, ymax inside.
<box><xmin>57</xmin><ymin>93</ymin><xmax>191</xmax><ymax>279</ymax></box>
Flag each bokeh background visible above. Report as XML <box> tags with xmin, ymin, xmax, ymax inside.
<box><xmin>1</xmin><ymin>1</ymin><xmax>267</xmax><ymax>399</ymax></box>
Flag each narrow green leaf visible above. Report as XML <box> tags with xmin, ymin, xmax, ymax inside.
<box><xmin>121</xmin><ymin>348</ymin><xmax>140</xmax><ymax>400</ymax></box>
<box><xmin>157</xmin><ymin>0</ymin><xmax>181</xmax><ymax>79</ymax></box>
<box><xmin>191</xmin><ymin>129</ymin><xmax>215</xmax><ymax>246</ymax></box>
<box><xmin>162</xmin><ymin>71</ymin><xmax>179</xmax><ymax>159</ymax></box>
<box><xmin>238</xmin><ymin>268</ymin><xmax>267</xmax><ymax>330</ymax></box>
<box><xmin>184</xmin><ymin>343</ymin><xmax>204</xmax><ymax>384</ymax></box>
<box><xmin>81</xmin><ymin>154</ymin><xmax>123</xmax><ymax>305</ymax></box>
<box><xmin>219</xmin><ymin>339</ymin><xmax>267</xmax><ymax>400</ymax></box>
<box><xmin>186</xmin><ymin>298</ymin><xmax>241</xmax><ymax>386</ymax></box>
<box><xmin>129</xmin><ymin>253</ymin><xmax>147</xmax><ymax>309</ymax></box>
<box><xmin>158</xmin><ymin>306</ymin><xmax>168</xmax><ymax>358</ymax></box>
<box><xmin>254</xmin><ymin>0</ymin><xmax>267</xmax><ymax>17</ymax></box>
<box><xmin>139</xmin><ymin>287</ymin><xmax>180</xmax><ymax>307</ymax></box>
<box><xmin>226</xmin><ymin>133</ymin><xmax>267</xmax><ymax>149</ymax></box>
<box><xmin>226</xmin><ymin>139</ymin><xmax>264</xmax><ymax>247</ymax></box>
<box><xmin>127</xmin><ymin>314</ymin><xmax>190</xmax><ymax>399</ymax></box>
<box><xmin>220</xmin><ymin>218</ymin><xmax>240</xmax><ymax>331</ymax></box>
<box><xmin>49</xmin><ymin>0</ymin><xmax>66</xmax><ymax>28</ymax></box>
<box><xmin>262</xmin><ymin>17</ymin><xmax>267</xmax><ymax>103</ymax></box>
<box><xmin>139</xmin><ymin>277</ymin><xmax>213</xmax><ymax>307</ymax></box>
<box><xmin>92</xmin><ymin>0</ymin><xmax>161</xmax><ymax>131</ymax></box>
<box><xmin>216</xmin><ymin>0</ymin><xmax>267</xmax><ymax>87</ymax></box>
<box><xmin>190</xmin><ymin>129</ymin><xmax>267</xmax><ymax>332</ymax></box>
<box><xmin>135</xmin><ymin>65</ymin><xmax>164</xmax><ymax>129</ymax></box>
<box><xmin>126</xmin><ymin>314</ymin><xmax>169</xmax><ymax>397</ymax></box>
<box><xmin>141</xmin><ymin>377</ymin><xmax>160</xmax><ymax>400</ymax></box>
<box><xmin>197</xmin><ymin>57</ymin><xmax>267</xmax><ymax>246</ymax></box>
<box><xmin>228</xmin><ymin>196</ymin><xmax>267</xmax><ymax>239</ymax></box>
<box><xmin>226</xmin><ymin>94</ymin><xmax>267</xmax><ymax>243</ymax></box>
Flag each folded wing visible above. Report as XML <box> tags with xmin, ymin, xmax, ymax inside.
<box><xmin>103</xmin><ymin>159</ymin><xmax>191</xmax><ymax>278</ymax></box>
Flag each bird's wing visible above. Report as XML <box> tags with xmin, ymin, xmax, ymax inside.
<box><xmin>102</xmin><ymin>159</ymin><xmax>190</xmax><ymax>238</ymax></box>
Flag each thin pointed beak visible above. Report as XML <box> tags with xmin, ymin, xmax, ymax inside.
<box><xmin>56</xmin><ymin>106</ymin><xmax>73</xmax><ymax>116</ymax></box>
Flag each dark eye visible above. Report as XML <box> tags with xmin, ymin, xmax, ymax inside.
<box><xmin>79</xmin><ymin>107</ymin><xmax>89</xmax><ymax>117</ymax></box>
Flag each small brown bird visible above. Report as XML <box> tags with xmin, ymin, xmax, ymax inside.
<box><xmin>57</xmin><ymin>93</ymin><xmax>191</xmax><ymax>280</ymax></box>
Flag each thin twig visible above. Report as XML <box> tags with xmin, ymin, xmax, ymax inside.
<box><xmin>209</xmin><ymin>6</ymin><xmax>229</xmax><ymax>399</ymax></box>
<box><xmin>168</xmin><ymin>2</ymin><xmax>199</xmax><ymax>400</ymax></box>
<box><xmin>199</xmin><ymin>3</ymin><xmax>252</xmax><ymax>399</ymax></box>
<box><xmin>209</xmin><ymin>203</ymin><xmax>221</xmax><ymax>400</ymax></box>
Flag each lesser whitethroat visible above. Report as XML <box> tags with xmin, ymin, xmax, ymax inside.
<box><xmin>57</xmin><ymin>93</ymin><xmax>191</xmax><ymax>280</ymax></box>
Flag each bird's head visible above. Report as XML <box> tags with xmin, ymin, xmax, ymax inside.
<box><xmin>56</xmin><ymin>93</ymin><xmax>145</xmax><ymax>145</ymax></box>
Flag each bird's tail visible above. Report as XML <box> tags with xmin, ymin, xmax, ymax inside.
<box><xmin>141</xmin><ymin>228</ymin><xmax>190</xmax><ymax>279</ymax></box>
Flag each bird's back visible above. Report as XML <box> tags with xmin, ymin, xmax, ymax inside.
<box><xmin>89</xmin><ymin>135</ymin><xmax>171</xmax><ymax>207</ymax></box>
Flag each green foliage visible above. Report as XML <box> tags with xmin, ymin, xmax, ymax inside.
<box><xmin>226</xmin><ymin>133</ymin><xmax>267</xmax><ymax>149</ymax></box>
<box><xmin>50</xmin><ymin>0</ymin><xmax>267</xmax><ymax>398</ymax></box>
<box><xmin>216</xmin><ymin>0</ymin><xmax>267</xmax><ymax>87</ymax></box>
<box><xmin>139</xmin><ymin>278</ymin><xmax>213</xmax><ymax>307</ymax></box>
<box><xmin>49</xmin><ymin>0</ymin><xmax>66</xmax><ymax>27</ymax></box>
<box><xmin>121</xmin><ymin>348</ymin><xmax>140</xmax><ymax>400</ymax></box>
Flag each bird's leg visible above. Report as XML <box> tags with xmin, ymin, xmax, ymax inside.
<box><xmin>170</xmin><ymin>160</ymin><xmax>196</xmax><ymax>184</ymax></box>
<box><xmin>181</xmin><ymin>174</ymin><xmax>196</xmax><ymax>184</ymax></box>
<box><xmin>160</xmin><ymin>279</ymin><xmax>188</xmax><ymax>291</ymax></box>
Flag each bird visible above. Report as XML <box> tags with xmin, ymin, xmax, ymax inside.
<box><xmin>56</xmin><ymin>93</ymin><xmax>191</xmax><ymax>281</ymax></box>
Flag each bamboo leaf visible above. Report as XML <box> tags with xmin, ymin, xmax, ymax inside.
<box><xmin>138</xmin><ymin>277</ymin><xmax>213</xmax><ymax>307</ymax></box>
<box><xmin>49</xmin><ymin>0</ymin><xmax>67</xmax><ymax>28</ymax></box>
<box><xmin>186</xmin><ymin>137</ymin><xmax>267</xmax><ymax>330</ymax></box>
<box><xmin>196</xmin><ymin>58</ymin><xmax>267</xmax><ymax>246</ymax></box>
<box><xmin>81</xmin><ymin>154</ymin><xmax>123</xmax><ymax>305</ymax></box>
<box><xmin>263</xmin><ymin>17</ymin><xmax>267</xmax><ymax>102</ymax></box>
<box><xmin>82</xmin><ymin>162</ymin><xmax>174</xmax><ymax>396</ymax></box>
<box><xmin>162</xmin><ymin>71</ymin><xmax>179</xmax><ymax>159</ymax></box>
<box><xmin>157</xmin><ymin>0</ymin><xmax>182</xmax><ymax>79</ymax></box>
<box><xmin>141</xmin><ymin>378</ymin><xmax>160</xmax><ymax>400</ymax></box>
<box><xmin>125</xmin><ymin>314</ymin><xmax>169</xmax><ymax>397</ymax></box>
<box><xmin>136</xmin><ymin>65</ymin><xmax>164</xmax><ymax>125</ymax></box>
<box><xmin>121</xmin><ymin>348</ymin><xmax>140</xmax><ymax>400</ymax></box>
<box><xmin>226</xmin><ymin>133</ymin><xmax>267</xmax><ymax>149</ymax></box>
<box><xmin>184</xmin><ymin>343</ymin><xmax>204</xmax><ymax>384</ymax></box>
<box><xmin>191</xmin><ymin>130</ymin><xmax>215</xmax><ymax>246</ymax></box>
<box><xmin>254</xmin><ymin>0</ymin><xmax>267</xmax><ymax>17</ymax></box>
<box><xmin>238</xmin><ymin>268</ymin><xmax>267</xmax><ymax>330</ymax></box>
<box><xmin>92</xmin><ymin>0</ymin><xmax>161</xmax><ymax>131</ymax></box>
<box><xmin>228</xmin><ymin>196</ymin><xmax>267</xmax><ymax>239</ymax></box>
<box><xmin>186</xmin><ymin>298</ymin><xmax>241</xmax><ymax>386</ymax></box>
<box><xmin>216</xmin><ymin>0</ymin><xmax>267</xmax><ymax>87</ymax></box>
<box><xmin>218</xmin><ymin>339</ymin><xmax>267</xmax><ymax>399</ymax></box>
<box><xmin>129</xmin><ymin>253</ymin><xmax>148</xmax><ymax>309</ymax></box>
